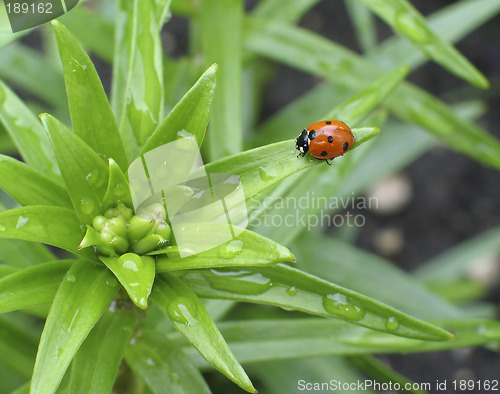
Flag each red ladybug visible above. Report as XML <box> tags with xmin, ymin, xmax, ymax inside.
<box><xmin>296</xmin><ymin>120</ymin><xmax>355</xmax><ymax>165</ymax></box>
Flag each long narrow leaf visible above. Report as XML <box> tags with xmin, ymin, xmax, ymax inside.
<box><xmin>358</xmin><ymin>0</ymin><xmax>488</xmax><ymax>88</ymax></box>
<box><xmin>152</xmin><ymin>273</ymin><xmax>256</xmax><ymax>393</ymax></box>
<box><xmin>244</xmin><ymin>18</ymin><xmax>500</xmax><ymax>169</ymax></box>
<box><xmin>141</xmin><ymin>64</ymin><xmax>217</xmax><ymax>154</ymax></box>
<box><xmin>0</xmin><ymin>239</ymin><xmax>54</xmax><ymax>268</ymax></box>
<box><xmin>204</xmin><ymin>127</ymin><xmax>378</xmax><ymax>204</ymax></box>
<box><xmin>180</xmin><ymin>318</ymin><xmax>500</xmax><ymax>365</ymax></box>
<box><xmin>0</xmin><ymin>80</ymin><xmax>60</xmax><ymax>179</ymax></box>
<box><xmin>69</xmin><ymin>308</ymin><xmax>139</xmax><ymax>394</ymax></box>
<box><xmin>0</xmin><ymin>44</ymin><xmax>66</xmax><ymax>108</ymax></box>
<box><xmin>0</xmin><ymin>260</ymin><xmax>73</xmax><ymax>313</ymax></box>
<box><xmin>368</xmin><ymin>0</ymin><xmax>500</xmax><ymax>72</ymax></box>
<box><xmin>125</xmin><ymin>329</ymin><xmax>211</xmax><ymax>394</ymax></box>
<box><xmin>0</xmin><ymin>315</ymin><xmax>39</xmax><ymax>379</ymax></box>
<box><xmin>0</xmin><ymin>206</ymin><xmax>86</xmax><ymax>255</ymax></box>
<box><xmin>179</xmin><ymin>264</ymin><xmax>453</xmax><ymax>341</ymax></box>
<box><xmin>0</xmin><ymin>154</ymin><xmax>72</xmax><ymax>208</ymax></box>
<box><xmin>156</xmin><ymin>227</ymin><xmax>294</xmax><ymax>272</ymax></box>
<box><xmin>41</xmin><ymin>114</ymin><xmax>109</xmax><ymax>225</ymax></box>
<box><xmin>201</xmin><ymin>0</ymin><xmax>243</xmax><ymax>160</ymax></box>
<box><xmin>112</xmin><ymin>0</ymin><xmax>164</xmax><ymax>151</ymax></box>
<box><xmin>31</xmin><ymin>261</ymin><xmax>120</xmax><ymax>394</ymax></box>
<box><xmin>52</xmin><ymin>21</ymin><xmax>128</xmax><ymax>170</ymax></box>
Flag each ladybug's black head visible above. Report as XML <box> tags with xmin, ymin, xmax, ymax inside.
<box><xmin>295</xmin><ymin>129</ymin><xmax>309</xmax><ymax>157</ymax></box>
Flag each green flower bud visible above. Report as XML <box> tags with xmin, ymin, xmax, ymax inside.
<box><xmin>107</xmin><ymin>216</ymin><xmax>127</xmax><ymax>238</ymax></box>
<box><xmin>154</xmin><ymin>222</ymin><xmax>171</xmax><ymax>241</ymax></box>
<box><xmin>127</xmin><ymin>214</ymin><xmax>155</xmax><ymax>242</ymax></box>
<box><xmin>131</xmin><ymin>234</ymin><xmax>164</xmax><ymax>254</ymax></box>
<box><xmin>109</xmin><ymin>235</ymin><xmax>129</xmax><ymax>254</ymax></box>
<box><xmin>104</xmin><ymin>207</ymin><xmax>121</xmax><ymax>219</ymax></box>
<box><xmin>92</xmin><ymin>215</ymin><xmax>108</xmax><ymax>232</ymax></box>
<box><xmin>104</xmin><ymin>203</ymin><xmax>133</xmax><ymax>220</ymax></box>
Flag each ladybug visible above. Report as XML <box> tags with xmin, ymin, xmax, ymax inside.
<box><xmin>296</xmin><ymin>120</ymin><xmax>355</xmax><ymax>165</ymax></box>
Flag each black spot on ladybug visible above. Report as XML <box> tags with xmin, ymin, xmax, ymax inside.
<box><xmin>309</xmin><ymin>130</ymin><xmax>316</xmax><ymax>140</ymax></box>
<box><xmin>320</xmin><ymin>151</ymin><xmax>328</xmax><ymax>157</ymax></box>
<box><xmin>328</xmin><ymin>136</ymin><xmax>333</xmax><ymax>143</ymax></box>
<box><xmin>326</xmin><ymin>121</ymin><xmax>331</xmax><ymax>125</ymax></box>
<box><xmin>343</xmin><ymin>142</ymin><xmax>349</xmax><ymax>151</ymax></box>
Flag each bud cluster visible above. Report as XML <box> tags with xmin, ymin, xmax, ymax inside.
<box><xmin>80</xmin><ymin>203</ymin><xmax>171</xmax><ymax>256</ymax></box>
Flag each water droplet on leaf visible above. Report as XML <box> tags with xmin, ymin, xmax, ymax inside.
<box><xmin>385</xmin><ymin>316</ymin><xmax>400</xmax><ymax>331</ymax></box>
<box><xmin>219</xmin><ymin>240</ymin><xmax>244</xmax><ymax>258</ymax></box>
<box><xmin>167</xmin><ymin>297</ymin><xmax>199</xmax><ymax>326</ymax></box>
<box><xmin>322</xmin><ymin>293</ymin><xmax>365</xmax><ymax>321</ymax></box>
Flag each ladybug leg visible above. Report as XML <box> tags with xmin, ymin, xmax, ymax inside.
<box><xmin>325</xmin><ymin>159</ymin><xmax>331</xmax><ymax>166</ymax></box>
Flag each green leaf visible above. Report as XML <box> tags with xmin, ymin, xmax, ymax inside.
<box><xmin>0</xmin><ymin>80</ymin><xmax>60</xmax><ymax>179</ymax></box>
<box><xmin>0</xmin><ymin>314</ymin><xmax>39</xmax><ymax>379</ymax></box>
<box><xmin>251</xmin><ymin>66</ymin><xmax>405</xmax><ymax>146</ymax></box>
<box><xmin>152</xmin><ymin>273</ymin><xmax>256</xmax><ymax>393</ymax></box>
<box><xmin>182</xmin><ymin>318</ymin><xmax>500</xmax><ymax>364</ymax></box>
<box><xmin>251</xmin><ymin>0</ymin><xmax>319</xmax><ymax>23</ymax></box>
<box><xmin>330</xmin><ymin>66</ymin><xmax>409</xmax><ymax>126</ymax></box>
<box><xmin>41</xmin><ymin>114</ymin><xmax>109</xmax><ymax>225</ymax></box>
<box><xmin>0</xmin><ymin>154</ymin><xmax>72</xmax><ymax>208</ymax></box>
<box><xmin>141</xmin><ymin>64</ymin><xmax>218</xmax><ymax>154</ymax></box>
<box><xmin>0</xmin><ymin>260</ymin><xmax>73</xmax><ymax>313</ymax></box>
<box><xmin>244</xmin><ymin>18</ymin><xmax>500</xmax><ymax>169</ymax></box>
<box><xmin>52</xmin><ymin>20</ymin><xmax>128</xmax><ymax>170</ymax></box>
<box><xmin>204</xmin><ymin>127</ymin><xmax>378</xmax><ymax>204</ymax></box>
<box><xmin>415</xmin><ymin>226</ymin><xmax>500</xmax><ymax>281</ymax></box>
<box><xmin>102</xmin><ymin>158</ymin><xmax>134</xmax><ymax>211</ymax></box>
<box><xmin>345</xmin><ymin>0</ymin><xmax>377</xmax><ymax>53</ymax></box>
<box><xmin>112</xmin><ymin>0</ymin><xmax>164</xmax><ymax>150</ymax></box>
<box><xmin>294</xmin><ymin>234</ymin><xmax>460</xmax><ymax>319</ymax></box>
<box><xmin>125</xmin><ymin>329</ymin><xmax>211</xmax><ymax>394</ymax></box>
<box><xmin>368</xmin><ymin>0</ymin><xmax>500</xmax><ymax>72</ymax></box>
<box><xmin>201</xmin><ymin>0</ymin><xmax>243</xmax><ymax>160</ymax></box>
<box><xmin>156</xmin><ymin>226</ymin><xmax>294</xmax><ymax>272</ymax></box>
<box><xmin>0</xmin><ymin>44</ymin><xmax>66</xmax><ymax>108</ymax></box>
<box><xmin>0</xmin><ymin>239</ymin><xmax>54</xmax><ymax>268</ymax></box>
<box><xmin>0</xmin><ymin>206</ymin><xmax>87</xmax><ymax>255</ymax></box>
<box><xmin>100</xmin><ymin>253</ymin><xmax>155</xmax><ymax>310</ymax></box>
<box><xmin>346</xmin><ymin>355</ymin><xmax>428</xmax><ymax>394</ymax></box>
<box><xmin>179</xmin><ymin>264</ymin><xmax>453</xmax><ymax>341</ymax></box>
<box><xmin>31</xmin><ymin>261</ymin><xmax>120</xmax><ymax>394</ymax></box>
<box><xmin>58</xmin><ymin>6</ymin><xmax>115</xmax><ymax>63</ymax></box>
<box><xmin>69</xmin><ymin>307</ymin><xmax>139</xmax><ymax>394</ymax></box>
<box><xmin>358</xmin><ymin>0</ymin><xmax>488</xmax><ymax>88</ymax></box>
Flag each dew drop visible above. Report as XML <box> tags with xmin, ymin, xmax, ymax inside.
<box><xmin>219</xmin><ymin>240</ymin><xmax>244</xmax><ymax>259</ymax></box>
<box><xmin>167</xmin><ymin>297</ymin><xmax>199</xmax><ymax>326</ymax></box>
<box><xmin>113</xmin><ymin>182</ymin><xmax>127</xmax><ymax>196</ymax></box>
<box><xmin>286</xmin><ymin>286</ymin><xmax>298</xmax><ymax>296</ymax></box>
<box><xmin>322</xmin><ymin>293</ymin><xmax>365</xmax><ymax>321</ymax></box>
<box><xmin>146</xmin><ymin>357</ymin><xmax>156</xmax><ymax>366</ymax></box>
<box><xmin>0</xmin><ymin>224</ymin><xmax>5</xmax><ymax>232</ymax></box>
<box><xmin>16</xmin><ymin>215</ymin><xmax>30</xmax><ymax>228</ymax></box>
<box><xmin>385</xmin><ymin>316</ymin><xmax>400</xmax><ymax>331</ymax></box>
<box><xmin>80</xmin><ymin>198</ymin><xmax>95</xmax><ymax>215</ymax></box>
<box><xmin>108</xmin><ymin>300</ymin><xmax>117</xmax><ymax>312</ymax></box>
<box><xmin>66</xmin><ymin>274</ymin><xmax>76</xmax><ymax>283</ymax></box>
<box><xmin>169</xmin><ymin>371</ymin><xmax>181</xmax><ymax>383</ymax></box>
<box><xmin>121</xmin><ymin>258</ymin><xmax>139</xmax><ymax>272</ymax></box>
<box><xmin>57</xmin><ymin>347</ymin><xmax>63</xmax><ymax>357</ymax></box>
<box><xmin>258</xmin><ymin>166</ymin><xmax>276</xmax><ymax>182</ymax></box>
<box><xmin>208</xmin><ymin>269</ymin><xmax>273</xmax><ymax>295</ymax></box>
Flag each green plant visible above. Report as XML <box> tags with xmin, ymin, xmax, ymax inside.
<box><xmin>0</xmin><ymin>0</ymin><xmax>499</xmax><ymax>393</ymax></box>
